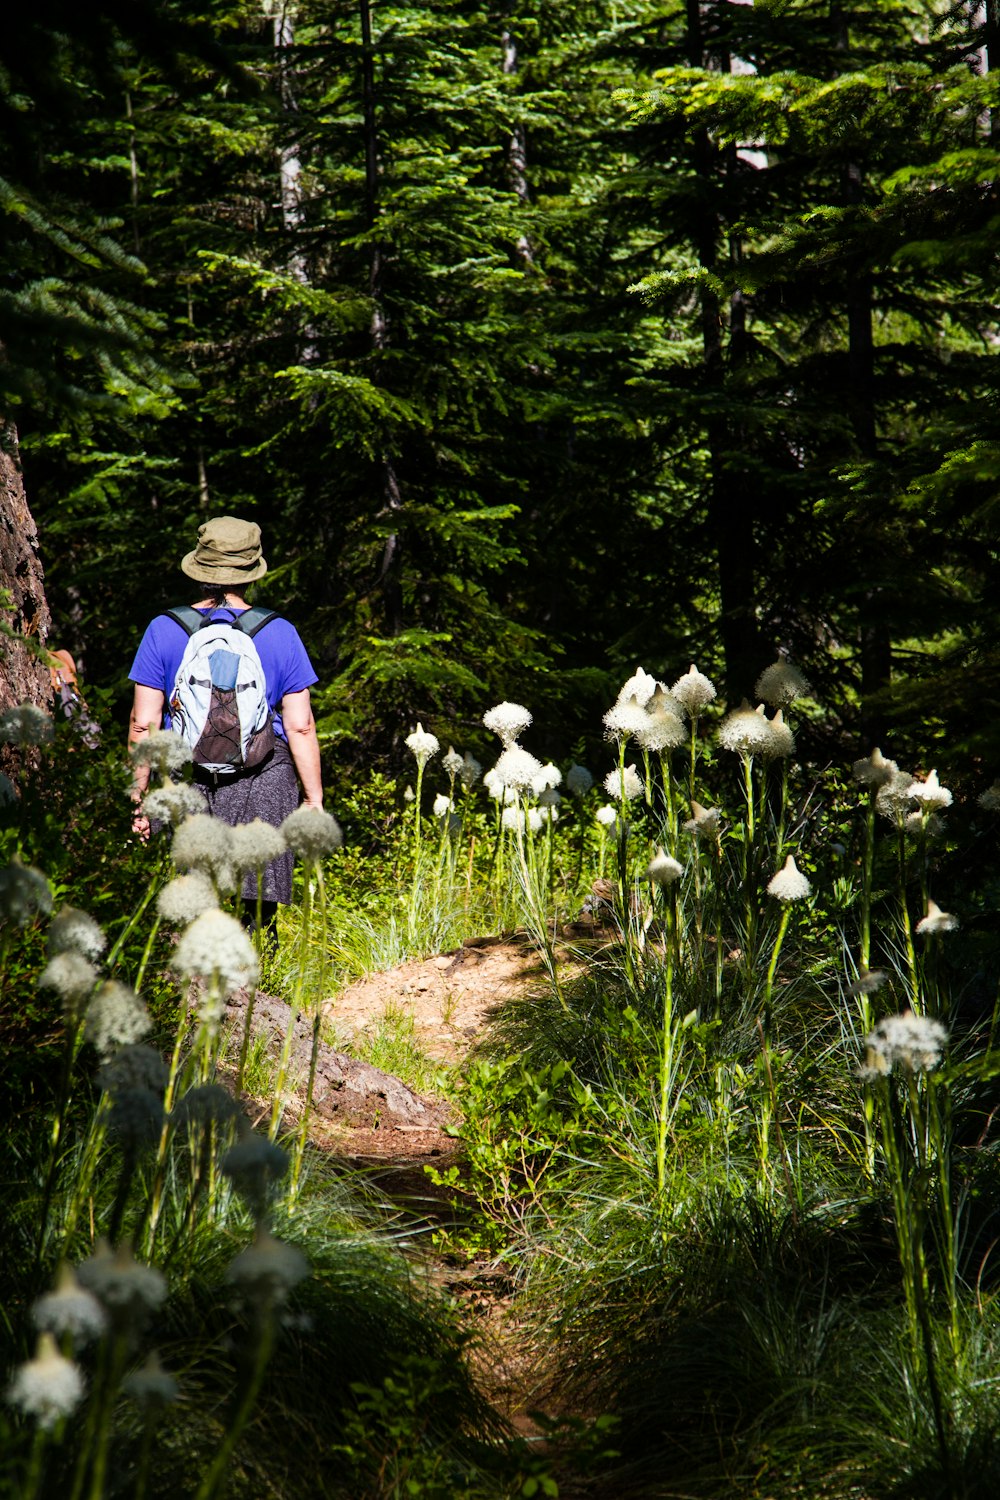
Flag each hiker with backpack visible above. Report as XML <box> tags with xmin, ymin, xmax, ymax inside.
<box><xmin>127</xmin><ymin>516</ymin><xmax>323</xmax><ymax>932</ymax></box>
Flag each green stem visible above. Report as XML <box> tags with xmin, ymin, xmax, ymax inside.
<box><xmin>860</xmin><ymin>789</ymin><xmax>876</xmax><ymax>972</ymax></box>
<box><xmin>763</xmin><ymin>905</ymin><xmax>792</xmax><ymax>1030</ymax></box>
<box><xmin>291</xmin><ymin>863</ymin><xmax>328</xmax><ymax>1200</ymax></box>
<box><xmin>133</xmin><ymin>913</ymin><xmax>162</xmax><ymax>997</ymax></box>
<box><xmin>193</xmin><ymin>1306</ymin><xmax>277</xmax><ymax>1500</ymax></box>
<box><xmin>270</xmin><ymin>874</ymin><xmax>313</xmax><ymax>1140</ymax></box>
<box><xmin>655</xmin><ymin>893</ymin><xmax>675</xmax><ymax>1197</ymax></box>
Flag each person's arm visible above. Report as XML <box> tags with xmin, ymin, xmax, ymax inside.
<box><xmin>128</xmin><ymin>684</ymin><xmax>165</xmax><ymax>834</ymax></box>
<box><xmin>281</xmin><ymin>688</ymin><xmax>323</xmax><ymax>808</ymax></box>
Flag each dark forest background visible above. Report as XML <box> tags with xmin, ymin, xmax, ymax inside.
<box><xmin>2</xmin><ymin>0</ymin><xmax>998</xmax><ymax>777</ymax></box>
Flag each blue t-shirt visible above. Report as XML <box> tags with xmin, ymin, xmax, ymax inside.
<box><xmin>129</xmin><ymin>607</ymin><xmax>318</xmax><ymax>742</ymax></box>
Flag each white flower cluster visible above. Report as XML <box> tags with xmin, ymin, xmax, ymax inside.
<box><xmin>32</xmin><ymin>1264</ymin><xmax>107</xmax><ymax>1345</ymax></box>
<box><xmin>84</xmin><ymin>981</ymin><xmax>151</xmax><ymax>1058</ymax></box>
<box><xmin>281</xmin><ymin>807</ymin><xmax>342</xmax><ymax>860</ymax></box>
<box><xmin>755</xmin><ymin>658</ymin><xmax>809</xmax><ymax>708</ymax></box>
<box><xmin>172</xmin><ymin>814</ymin><xmax>237</xmax><ymax>892</ymax></box>
<box><xmin>48</xmin><ymin>905</ymin><xmax>106</xmax><ymax>961</ymax></box>
<box><xmin>142</xmin><ymin>782</ymin><xmax>206</xmax><ymax>827</ymax></box>
<box><xmin>916</xmin><ymin>899</ymin><xmax>958</xmax><ymax>936</ymax></box>
<box><xmin>7</xmin><ymin>1333</ymin><xmax>84</xmax><ymax>1429</ymax></box>
<box><xmin>603</xmin><ymin>765</ymin><xmax>644</xmax><ymax>802</ymax></box>
<box><xmin>122</xmin><ymin>1351</ymin><xmax>179</xmax><ymax>1408</ymax></box>
<box><xmin>77</xmin><ymin>1240</ymin><xmax>167</xmax><ymax>1321</ymax></box>
<box><xmin>157</xmin><ymin>871</ymin><xmax>219</xmax><ymax>928</ymax></box>
<box><xmin>483</xmin><ymin>701</ymin><xmax>533</xmax><ymax>746</ymax></box>
<box><xmin>226</xmin><ymin>1229</ymin><xmax>308</xmax><ymax>1303</ymax></box>
<box><xmin>39</xmin><ymin>952</ymin><xmax>99</xmax><ymax>1016</ymax></box>
<box><xmin>852</xmin><ymin>747</ymin><xmax>896</xmax><ymax>788</ymax></box>
<box><xmin>174</xmin><ymin>910</ymin><xmax>259</xmax><ymax>1004</ymax></box>
<box><xmin>862</xmin><ymin>1013</ymin><xmax>948</xmax><ymax>1078</ymax></box>
<box><xmin>647</xmin><ymin>848</ymin><xmax>683</xmax><ymax>885</ymax></box>
<box><xmin>0</xmin><ymin>859</ymin><xmax>52</xmax><ymax>927</ymax></box>
<box><xmin>405</xmin><ymin>722</ymin><xmax>440</xmax><ymax>766</ymax></box>
<box><xmin>684</xmin><ymin>802</ymin><xmax>721</xmax><ymax>840</ymax></box>
<box><xmin>565</xmin><ymin>764</ymin><xmax>593</xmax><ymax>798</ymax></box>
<box><xmin>129</xmin><ymin>729</ymin><xmax>192</xmax><ymax>776</ymax></box>
<box><xmin>0</xmin><ymin>703</ymin><xmax>54</xmax><ymax>746</ymax></box>
<box><xmin>767</xmin><ymin>855</ymin><xmax>811</xmax><ymax>903</ymax></box>
<box><xmin>717</xmin><ymin>701</ymin><xmax>772</xmax><ymax>756</ymax></box>
<box><xmin>671</xmin><ymin>665</ymin><xmax>717</xmax><ymax>716</ymax></box>
<box><xmin>231</xmin><ymin>819</ymin><xmax>288</xmax><ymax>872</ymax></box>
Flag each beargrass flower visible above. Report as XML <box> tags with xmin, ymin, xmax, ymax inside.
<box><xmin>32</xmin><ymin>1264</ymin><xmax>107</xmax><ymax>1346</ymax></box>
<box><xmin>459</xmin><ymin>751</ymin><xmax>482</xmax><ymax>788</ymax></box>
<box><xmin>603</xmin><ymin>694</ymin><xmax>651</xmax><ymax>741</ymax></box>
<box><xmin>684</xmin><ymin>801</ymin><xmax>721</xmax><ymax>839</ymax></box>
<box><xmin>174</xmin><ymin>1083</ymin><xmax>240</xmax><ymax>1130</ymax></box>
<box><xmin>226</xmin><ymin>1229</ymin><xmax>308</xmax><ymax>1302</ymax></box>
<box><xmin>157</xmin><ymin>870</ymin><xmax>218</xmax><ymax>927</ymax></box>
<box><xmin>129</xmin><ymin>729</ymin><xmax>192</xmax><ymax>776</ymax></box>
<box><xmin>281</xmin><ymin>806</ymin><xmax>342</xmax><ymax>860</ymax></box>
<box><xmin>107</xmin><ymin>1088</ymin><xmax>164</xmax><ymax>1150</ymax></box>
<box><xmin>175</xmin><ymin>910</ymin><xmax>258</xmax><ymax>997</ymax></box>
<box><xmin>647</xmin><ymin>848</ymin><xmax>683</xmax><ymax>885</ymax></box>
<box><xmin>84</xmin><ymin>981</ymin><xmax>151</xmax><ymax>1058</ymax></box>
<box><xmin>527</xmin><ymin>808</ymin><xmax>544</xmax><ymax>834</ymax></box>
<box><xmin>483</xmin><ymin>769</ymin><xmax>517</xmax><ymax>804</ymax></box>
<box><xmin>141</xmin><ymin>782</ymin><xmax>206</xmax><ymax>827</ymax></box>
<box><xmin>492</xmin><ymin>745</ymin><xmax>543</xmax><ymax>790</ymax></box>
<box><xmin>483</xmin><ymin>702</ymin><xmax>532</xmax><ymax>745</ymax></box>
<box><xmin>671</xmin><ymin>665</ymin><xmax>717</xmax><ymax>716</ymax></box>
<box><xmin>432</xmin><ymin>793</ymin><xmax>452</xmax><ymax>818</ymax></box>
<box><xmin>502</xmin><ymin>806</ymin><xmax>526</xmax><ymax>833</ymax></box>
<box><xmin>595</xmin><ymin>805</ymin><xmax>617</xmax><ymax>827</ymax></box>
<box><xmin>537</xmin><ymin>787</ymin><xmax>561</xmax><ymax>808</ymax></box>
<box><xmin>876</xmin><ymin>769</ymin><xmax>917</xmax><ymax>827</ymax></box>
<box><xmin>48</xmin><ymin>905</ymin><xmax>106</xmax><ymax>961</ymax></box>
<box><xmin>532</xmin><ymin>763</ymin><xmax>562</xmax><ymax>793</ymax></box>
<box><xmin>0</xmin><ymin>858</ymin><xmax>52</xmax><ymax>926</ymax></box>
<box><xmin>763</xmin><ymin>709</ymin><xmax>795</xmax><ymax>759</ymax></box>
<box><xmin>603</xmin><ymin>764</ymin><xmax>644</xmax><ymax>801</ymax></box>
<box><xmin>862</xmin><ymin>1013</ymin><xmax>947</xmax><ymax>1078</ymax></box>
<box><xmin>230</xmin><ymin>819</ymin><xmax>288</xmax><ymax>872</ymax></box>
<box><xmin>403</xmin><ymin>784</ymin><xmax>415</xmax><ymax>803</ymax></box>
<box><xmin>636</xmin><ymin>706</ymin><xmax>686</xmax><ymax>752</ymax></box>
<box><xmin>916</xmin><ymin>899</ymin><xmax>958</xmax><ymax>936</ymax></box>
<box><xmin>171</xmin><ymin>814</ymin><xmax>236</xmax><ymax>891</ymax></box>
<box><xmin>755</xmin><ymin>659</ymin><xmax>810</xmax><ymax>708</ymax></box>
<box><xmin>718</xmin><ymin>700</ymin><xmax>772</xmax><ymax>756</ymax></box>
<box><xmin>77</xmin><ymin>1240</ymin><xmax>167</xmax><ymax>1320</ymax></box>
<box><xmin>565</xmin><ymin>764</ymin><xmax>593</xmax><ymax>798</ymax></box>
<box><xmin>847</xmin><ymin>968</ymin><xmax>889</xmax><ymax>997</ymax></box>
<box><xmin>905</xmin><ymin>810</ymin><xmax>944</xmax><ymax>839</ymax></box>
<box><xmin>122</xmin><ymin>1351</ymin><xmax>179</xmax><ymax>1408</ymax></box>
<box><xmin>222</xmin><ymin>1134</ymin><xmax>289</xmax><ymax>1211</ymax></box>
<box><xmin>909</xmin><ymin>769</ymin><xmax>953</xmax><ymax>811</ymax></box>
<box><xmin>767</xmin><ymin>855</ymin><xmax>812</xmax><ymax>903</ymax></box>
<box><xmin>7</xmin><ymin>1333</ymin><xmax>84</xmax><ymax>1430</ymax></box>
<box><xmin>39</xmin><ymin>952</ymin><xmax>99</xmax><ymax>1016</ymax></box>
<box><xmin>853</xmin><ymin>747</ymin><xmax>897</xmax><ymax>788</ymax></box>
<box><xmin>442</xmin><ymin>746</ymin><xmax>463</xmax><ymax>781</ymax></box>
<box><xmin>616</xmin><ymin>667</ymin><xmax>657</xmax><ymax>708</ymax></box>
<box><xmin>0</xmin><ymin>703</ymin><xmax>54</xmax><ymax>746</ymax></box>
<box><xmin>97</xmin><ymin>1045</ymin><xmax>169</xmax><ymax>1098</ymax></box>
<box><xmin>978</xmin><ymin>781</ymin><xmax>1000</xmax><ymax>812</ymax></box>
<box><xmin>536</xmin><ymin>805</ymin><xmax>558</xmax><ymax>825</ymax></box>
<box><xmin>405</xmin><ymin>722</ymin><xmax>439</xmax><ymax>765</ymax></box>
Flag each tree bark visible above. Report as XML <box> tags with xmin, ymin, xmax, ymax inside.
<box><xmin>0</xmin><ymin>423</ymin><xmax>51</xmax><ymax>721</ymax></box>
<box><xmin>689</xmin><ymin>0</ymin><xmax>762</xmax><ymax>698</ymax></box>
<box><xmin>359</xmin><ymin>0</ymin><xmax>404</xmax><ymax>637</ymax></box>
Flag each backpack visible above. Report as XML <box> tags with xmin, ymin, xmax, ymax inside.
<box><xmin>167</xmin><ymin>606</ymin><xmax>278</xmax><ymax>775</ymax></box>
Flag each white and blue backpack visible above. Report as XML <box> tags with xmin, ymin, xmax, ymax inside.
<box><xmin>167</xmin><ymin>606</ymin><xmax>278</xmax><ymax>775</ymax></box>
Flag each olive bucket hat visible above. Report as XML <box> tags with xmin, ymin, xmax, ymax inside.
<box><xmin>180</xmin><ymin>516</ymin><xmax>268</xmax><ymax>586</ymax></box>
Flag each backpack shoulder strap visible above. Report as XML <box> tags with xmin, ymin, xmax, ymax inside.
<box><xmin>165</xmin><ymin>606</ymin><xmax>206</xmax><ymax>637</ymax></box>
<box><xmin>233</xmin><ymin>607</ymin><xmax>279</xmax><ymax>639</ymax></box>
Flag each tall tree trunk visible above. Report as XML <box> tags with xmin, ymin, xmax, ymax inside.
<box><xmin>359</xmin><ymin>0</ymin><xmax>403</xmax><ymax>637</ymax></box>
<box><xmin>689</xmin><ymin>0</ymin><xmax>761</xmax><ymax>698</ymax></box>
<box><xmin>501</xmin><ymin>22</ymin><xmax>533</xmax><ymax>264</ymax></box>
<box><xmin>0</xmin><ymin>424</ymin><xmax>51</xmax><ymax>720</ymax></box>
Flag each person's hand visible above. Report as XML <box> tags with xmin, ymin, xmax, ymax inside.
<box><xmin>300</xmin><ymin>797</ymin><xmax>324</xmax><ymax>812</ymax></box>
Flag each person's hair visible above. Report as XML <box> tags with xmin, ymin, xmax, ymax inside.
<box><xmin>187</xmin><ymin>581</ymin><xmax>252</xmax><ymax>607</ymax></box>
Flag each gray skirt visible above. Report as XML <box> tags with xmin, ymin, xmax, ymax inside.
<box><xmin>194</xmin><ymin>739</ymin><xmax>299</xmax><ymax>903</ymax></box>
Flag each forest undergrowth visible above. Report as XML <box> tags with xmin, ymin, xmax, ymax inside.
<box><xmin>3</xmin><ymin>654</ymin><xmax>1000</xmax><ymax>1499</ymax></box>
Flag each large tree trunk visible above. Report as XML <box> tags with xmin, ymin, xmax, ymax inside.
<box><xmin>0</xmin><ymin>424</ymin><xmax>51</xmax><ymax>718</ymax></box>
